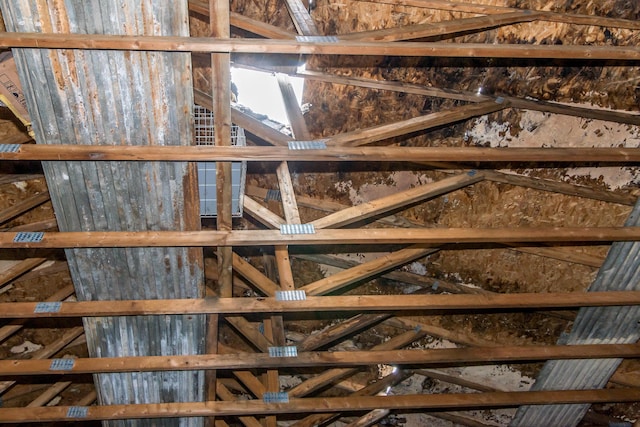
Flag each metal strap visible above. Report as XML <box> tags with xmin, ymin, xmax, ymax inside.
<box><xmin>268</xmin><ymin>346</ymin><xmax>298</xmax><ymax>358</ymax></box>
<box><xmin>34</xmin><ymin>302</ymin><xmax>62</xmax><ymax>313</ymax></box>
<box><xmin>263</xmin><ymin>392</ymin><xmax>289</xmax><ymax>403</ymax></box>
<box><xmin>288</xmin><ymin>140</ymin><xmax>327</xmax><ymax>150</ymax></box>
<box><xmin>13</xmin><ymin>231</ymin><xmax>44</xmax><ymax>243</ymax></box>
<box><xmin>275</xmin><ymin>290</ymin><xmax>307</xmax><ymax>301</ymax></box>
<box><xmin>280</xmin><ymin>224</ymin><xmax>315</xmax><ymax>235</ymax></box>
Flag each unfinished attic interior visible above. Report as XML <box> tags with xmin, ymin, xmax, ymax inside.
<box><xmin>1</xmin><ymin>0</ymin><xmax>640</xmax><ymax>426</ymax></box>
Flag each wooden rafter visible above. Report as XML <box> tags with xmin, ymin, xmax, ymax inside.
<box><xmin>2</xmin><ymin>291</ymin><xmax>639</xmax><ymax>318</ymax></box>
<box><xmin>5</xmin><ymin>144</ymin><xmax>640</xmax><ymax>163</ymax></box>
<box><xmin>0</xmin><ymin>191</ymin><xmax>49</xmax><ymax>225</ymax></box>
<box><xmin>2</xmin><ymin>227</ymin><xmax>640</xmax><ymax>248</ymax></box>
<box><xmin>0</xmin><ymin>389</ymin><xmax>637</xmax><ymax>422</ymax></box>
<box><xmin>2</xmin><ymin>33</ymin><xmax>640</xmax><ymax>60</ymax></box>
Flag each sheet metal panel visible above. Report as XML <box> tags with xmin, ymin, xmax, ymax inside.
<box><xmin>0</xmin><ymin>2</ymin><xmax>205</xmax><ymax>426</ymax></box>
<box><xmin>511</xmin><ymin>199</ymin><xmax>640</xmax><ymax>427</ymax></box>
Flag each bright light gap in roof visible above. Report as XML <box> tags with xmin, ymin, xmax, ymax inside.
<box><xmin>230</xmin><ymin>65</ymin><xmax>305</xmax><ymax>127</ymax></box>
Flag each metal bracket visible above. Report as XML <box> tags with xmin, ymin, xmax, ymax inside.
<box><xmin>50</xmin><ymin>358</ymin><xmax>75</xmax><ymax>371</ymax></box>
<box><xmin>296</xmin><ymin>35</ymin><xmax>339</xmax><ymax>43</ymax></box>
<box><xmin>280</xmin><ymin>224</ymin><xmax>315</xmax><ymax>235</ymax></box>
<box><xmin>265</xmin><ymin>189</ymin><xmax>282</xmax><ymax>202</ymax></box>
<box><xmin>13</xmin><ymin>231</ymin><xmax>44</xmax><ymax>243</ymax></box>
<box><xmin>268</xmin><ymin>346</ymin><xmax>298</xmax><ymax>358</ymax></box>
<box><xmin>263</xmin><ymin>392</ymin><xmax>289</xmax><ymax>403</ymax></box>
<box><xmin>34</xmin><ymin>302</ymin><xmax>62</xmax><ymax>313</ymax></box>
<box><xmin>275</xmin><ymin>290</ymin><xmax>307</xmax><ymax>301</ymax></box>
<box><xmin>288</xmin><ymin>140</ymin><xmax>327</xmax><ymax>150</ymax></box>
<box><xmin>66</xmin><ymin>407</ymin><xmax>88</xmax><ymax>418</ymax></box>
<box><xmin>0</xmin><ymin>144</ymin><xmax>20</xmax><ymax>153</ymax></box>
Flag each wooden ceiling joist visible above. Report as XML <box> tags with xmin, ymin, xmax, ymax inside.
<box><xmin>3</xmin><ymin>227</ymin><xmax>640</xmax><ymax>248</ymax></box>
<box><xmin>2</xmin><ymin>291</ymin><xmax>639</xmax><ymax>318</ymax></box>
<box><xmin>2</xmin><ymin>33</ymin><xmax>640</xmax><ymax>60</ymax></box>
<box><xmin>0</xmin><ymin>389</ymin><xmax>638</xmax><ymax>423</ymax></box>
<box><xmin>5</xmin><ymin>144</ymin><xmax>640</xmax><ymax>163</ymax></box>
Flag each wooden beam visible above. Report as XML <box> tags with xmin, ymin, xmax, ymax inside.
<box><xmin>297</xmin><ymin>313</ymin><xmax>390</xmax><ymax>351</ymax></box>
<box><xmin>2</xmin><ymin>33</ymin><xmax>640</xmax><ymax>60</ymax></box>
<box><xmin>5</xmin><ymin>144</ymin><xmax>640</xmax><ymax>164</ymax></box>
<box><xmin>326</xmin><ymin>101</ymin><xmax>505</xmax><ymax>146</ymax></box>
<box><xmin>367</xmin><ymin>0</ymin><xmax>640</xmax><ymax>30</ymax></box>
<box><xmin>292</xmin><ymin>371</ymin><xmax>407</xmax><ymax>427</ymax></box>
<box><xmin>0</xmin><ymin>191</ymin><xmax>49</xmax><ymax>225</ymax></box>
<box><xmin>290</xmin><ymin>329</ymin><xmax>425</xmax><ymax>397</ymax></box>
<box><xmin>188</xmin><ymin>1</ymin><xmax>297</xmax><ymax>39</ymax></box>
<box><xmin>0</xmin><ymin>389</ymin><xmax>637</xmax><ymax>422</ymax></box>
<box><xmin>232</xmin><ymin>253</ymin><xmax>279</xmax><ymax>296</ymax></box>
<box><xmin>483</xmin><ymin>170</ymin><xmax>637</xmax><ymax>206</ymax></box>
<box><xmin>296</xmin><ymin>70</ymin><xmax>640</xmax><ymax>125</ymax></box>
<box><xmin>2</xmin><ymin>292</ymin><xmax>640</xmax><ymax>319</ymax></box>
<box><xmin>300</xmin><ymin>245</ymin><xmax>438</xmax><ymax>295</ymax></box>
<box><xmin>341</xmin><ymin>11</ymin><xmax>541</xmax><ymax>42</ymax></box>
<box><xmin>243</xmin><ymin>197</ymin><xmax>285</xmax><ymax>229</ymax></box>
<box><xmin>3</xmin><ymin>227</ymin><xmax>640</xmax><ymax>248</ymax></box>
<box><xmin>0</xmin><ymin>284</ymin><xmax>74</xmax><ymax>342</ymax></box>
<box><xmin>216</xmin><ymin>382</ymin><xmax>263</xmax><ymax>427</ymax></box>
<box><xmin>503</xmin><ymin>243</ymin><xmax>604</xmax><ymax>268</ymax></box>
<box><xmin>0</xmin><ymin>258</ymin><xmax>47</xmax><ymax>289</ymax></box>
<box><xmin>27</xmin><ymin>382</ymin><xmax>71</xmax><ymax>407</ymax></box>
<box><xmin>225</xmin><ymin>316</ymin><xmax>274</xmax><ymax>352</ymax></box>
<box><xmin>311</xmin><ymin>172</ymin><xmax>483</xmax><ymax>229</ymax></box>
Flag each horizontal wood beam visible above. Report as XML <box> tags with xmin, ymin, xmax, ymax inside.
<box><xmin>5</xmin><ymin>144</ymin><xmax>640</xmax><ymax>163</ymax></box>
<box><xmin>2</xmin><ymin>344</ymin><xmax>639</xmax><ymax>376</ymax></box>
<box><xmin>0</xmin><ymin>389</ymin><xmax>637</xmax><ymax>422</ymax></box>
<box><xmin>1</xmin><ymin>227</ymin><xmax>640</xmax><ymax>249</ymax></box>
<box><xmin>1</xmin><ymin>291</ymin><xmax>639</xmax><ymax>318</ymax></box>
<box><xmin>1</xmin><ymin>33</ymin><xmax>640</xmax><ymax>60</ymax></box>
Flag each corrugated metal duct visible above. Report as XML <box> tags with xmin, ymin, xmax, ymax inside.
<box><xmin>511</xmin><ymin>198</ymin><xmax>640</xmax><ymax>427</ymax></box>
<box><xmin>1</xmin><ymin>1</ymin><xmax>206</xmax><ymax>426</ymax></box>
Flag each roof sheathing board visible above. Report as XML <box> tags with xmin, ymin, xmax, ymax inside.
<box><xmin>0</xmin><ymin>1</ymin><xmax>205</xmax><ymax>426</ymax></box>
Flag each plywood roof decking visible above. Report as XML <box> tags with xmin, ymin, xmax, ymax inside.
<box><xmin>0</xmin><ymin>1</ymin><xmax>205</xmax><ymax>426</ymax></box>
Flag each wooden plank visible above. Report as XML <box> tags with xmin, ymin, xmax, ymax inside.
<box><xmin>225</xmin><ymin>316</ymin><xmax>274</xmax><ymax>352</ymax></box>
<box><xmin>0</xmin><ymin>191</ymin><xmax>49</xmax><ymax>225</ymax></box>
<box><xmin>300</xmin><ymin>246</ymin><xmax>438</xmax><ymax>295</ymax></box>
<box><xmin>0</xmin><ymin>389</ymin><xmax>637</xmax><ymax>422</ymax></box>
<box><xmin>2</xmin><ymin>33</ymin><xmax>640</xmax><ymax>60</ymax></box>
<box><xmin>0</xmin><ymin>258</ymin><xmax>47</xmax><ymax>288</ymax></box>
<box><xmin>296</xmin><ymin>70</ymin><xmax>640</xmax><ymax>125</ymax></box>
<box><xmin>367</xmin><ymin>0</ymin><xmax>640</xmax><ymax>30</ymax></box>
<box><xmin>243</xmin><ymin>197</ymin><xmax>285</xmax><ymax>229</ymax></box>
<box><xmin>292</xmin><ymin>371</ymin><xmax>406</xmax><ymax>427</ymax></box>
<box><xmin>2</xmin><ymin>291</ymin><xmax>640</xmax><ymax>318</ymax></box>
<box><xmin>216</xmin><ymin>382</ymin><xmax>263</xmax><ymax>427</ymax></box>
<box><xmin>298</xmin><ymin>313</ymin><xmax>390</xmax><ymax>352</ymax></box>
<box><xmin>0</xmin><ymin>284</ymin><xmax>74</xmax><ymax>342</ymax></box>
<box><xmin>344</xmin><ymin>409</ymin><xmax>389</xmax><ymax>427</ymax></box>
<box><xmin>4</xmin><ymin>344</ymin><xmax>639</xmax><ymax>376</ymax></box>
<box><xmin>289</xmin><ymin>329</ymin><xmax>426</xmax><ymax>397</ymax></box>
<box><xmin>188</xmin><ymin>1</ymin><xmax>297</xmax><ymax>39</ymax></box>
<box><xmin>6</xmin><ymin>144</ymin><xmax>640</xmax><ymax>164</ymax></box>
<box><xmin>3</xmin><ymin>227</ymin><xmax>640</xmax><ymax>248</ymax></box>
<box><xmin>311</xmin><ymin>172</ymin><xmax>483</xmax><ymax>229</ymax></box>
<box><xmin>4</xmin><ymin>218</ymin><xmax>58</xmax><ymax>232</ymax></box>
<box><xmin>483</xmin><ymin>170</ymin><xmax>637</xmax><ymax>206</ymax></box>
<box><xmin>503</xmin><ymin>244</ymin><xmax>604</xmax><ymax>268</ymax></box>
<box><xmin>26</xmin><ymin>382</ymin><xmax>71</xmax><ymax>407</ymax></box>
<box><xmin>342</xmin><ymin>11</ymin><xmax>541</xmax><ymax>42</ymax></box>
<box><xmin>232</xmin><ymin>253</ymin><xmax>279</xmax><ymax>297</ymax></box>
<box><xmin>326</xmin><ymin>101</ymin><xmax>505</xmax><ymax>147</ymax></box>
